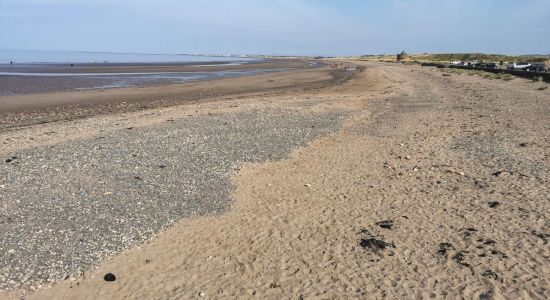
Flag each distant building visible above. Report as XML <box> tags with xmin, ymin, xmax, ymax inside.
<box><xmin>397</xmin><ymin>51</ymin><xmax>408</xmax><ymax>61</ymax></box>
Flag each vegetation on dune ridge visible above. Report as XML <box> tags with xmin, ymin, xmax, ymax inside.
<box><xmin>357</xmin><ymin>53</ymin><xmax>550</xmax><ymax>65</ymax></box>
<box><xmin>416</xmin><ymin>53</ymin><xmax>548</xmax><ymax>63</ymax></box>
<box><xmin>439</xmin><ymin>68</ymin><xmax>515</xmax><ymax>81</ymax></box>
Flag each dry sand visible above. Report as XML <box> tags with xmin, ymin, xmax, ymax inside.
<box><xmin>1</xmin><ymin>62</ymin><xmax>549</xmax><ymax>299</ymax></box>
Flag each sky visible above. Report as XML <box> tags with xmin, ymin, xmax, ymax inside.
<box><xmin>1</xmin><ymin>0</ymin><xmax>549</xmax><ymax>56</ymax></box>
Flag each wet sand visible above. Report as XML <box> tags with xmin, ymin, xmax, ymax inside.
<box><xmin>0</xmin><ymin>62</ymin><xmax>352</xmax><ymax>130</ymax></box>
<box><xmin>0</xmin><ymin>60</ymin><xmax>316</xmax><ymax>96</ymax></box>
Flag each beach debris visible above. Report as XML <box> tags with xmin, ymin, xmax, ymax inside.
<box><xmin>490</xmin><ymin>250</ymin><xmax>508</xmax><ymax>259</ymax></box>
<box><xmin>126</xmin><ymin>127</ymin><xmax>134</xmax><ymax>130</ymax></box>
<box><xmin>437</xmin><ymin>243</ymin><xmax>454</xmax><ymax>255</ymax></box>
<box><xmin>474</xmin><ymin>179</ymin><xmax>487</xmax><ymax>189</ymax></box>
<box><xmin>530</xmin><ymin>231</ymin><xmax>549</xmax><ymax>244</ymax></box>
<box><xmin>483</xmin><ymin>239</ymin><xmax>496</xmax><ymax>245</ymax></box>
<box><xmin>145</xmin><ymin>259</ymin><xmax>152</xmax><ymax>264</ymax></box>
<box><xmin>134</xmin><ymin>176</ymin><xmax>143</xmax><ymax>180</ymax></box>
<box><xmin>487</xmin><ymin>201</ymin><xmax>500</xmax><ymax>208</ymax></box>
<box><xmin>158</xmin><ymin>165</ymin><xmax>166</xmax><ymax>169</ymax></box>
<box><xmin>452</xmin><ymin>251</ymin><xmax>470</xmax><ymax>267</ymax></box>
<box><xmin>198</xmin><ymin>291</ymin><xmax>206</xmax><ymax>297</ymax></box>
<box><xmin>304</xmin><ymin>183</ymin><xmax>311</xmax><ymax>187</ymax></box>
<box><xmin>463</xmin><ymin>228</ymin><xmax>477</xmax><ymax>239</ymax></box>
<box><xmin>375</xmin><ymin>220</ymin><xmax>394</xmax><ymax>229</ymax></box>
<box><xmin>360</xmin><ymin>238</ymin><xmax>394</xmax><ymax>252</ymax></box>
<box><xmin>519</xmin><ymin>142</ymin><xmax>528</xmax><ymax>147</ymax></box>
<box><xmin>103</xmin><ymin>192</ymin><xmax>113</xmax><ymax>196</ymax></box>
<box><xmin>492</xmin><ymin>170</ymin><xmax>512</xmax><ymax>177</ymax></box>
<box><xmin>482</xmin><ymin>270</ymin><xmax>498</xmax><ymax>279</ymax></box>
<box><xmin>359</xmin><ymin>230</ymin><xmax>395</xmax><ymax>252</ymax></box>
<box><xmin>442</xmin><ymin>73</ymin><xmax>451</xmax><ymax>76</ymax></box>
<box><xmin>103</xmin><ymin>273</ymin><xmax>116</xmax><ymax>282</ymax></box>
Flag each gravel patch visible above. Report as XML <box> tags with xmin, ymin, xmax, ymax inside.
<box><xmin>0</xmin><ymin>108</ymin><xmax>349</xmax><ymax>290</ymax></box>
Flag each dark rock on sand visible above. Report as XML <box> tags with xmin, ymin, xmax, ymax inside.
<box><xmin>5</xmin><ymin>156</ymin><xmax>17</xmax><ymax>163</ymax></box>
<box><xmin>104</xmin><ymin>273</ymin><xmax>116</xmax><ymax>282</ymax></box>
<box><xmin>488</xmin><ymin>201</ymin><xmax>500</xmax><ymax>208</ymax></box>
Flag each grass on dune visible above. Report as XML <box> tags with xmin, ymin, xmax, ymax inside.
<box><xmin>439</xmin><ymin>68</ymin><xmax>515</xmax><ymax>81</ymax></box>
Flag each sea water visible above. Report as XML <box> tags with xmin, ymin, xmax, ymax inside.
<box><xmin>0</xmin><ymin>49</ymin><xmax>249</xmax><ymax>64</ymax></box>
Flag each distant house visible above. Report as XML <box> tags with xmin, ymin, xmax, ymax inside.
<box><xmin>397</xmin><ymin>51</ymin><xmax>408</xmax><ymax>61</ymax></box>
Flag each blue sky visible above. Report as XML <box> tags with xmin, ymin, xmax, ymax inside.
<box><xmin>1</xmin><ymin>0</ymin><xmax>549</xmax><ymax>56</ymax></box>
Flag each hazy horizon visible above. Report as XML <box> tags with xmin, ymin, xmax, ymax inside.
<box><xmin>1</xmin><ymin>48</ymin><xmax>549</xmax><ymax>58</ymax></box>
<box><xmin>1</xmin><ymin>0</ymin><xmax>549</xmax><ymax>56</ymax></box>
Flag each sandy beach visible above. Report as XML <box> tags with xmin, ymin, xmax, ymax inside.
<box><xmin>1</xmin><ymin>61</ymin><xmax>549</xmax><ymax>299</ymax></box>
<box><xmin>0</xmin><ymin>61</ymin><xmax>351</xmax><ymax>130</ymax></box>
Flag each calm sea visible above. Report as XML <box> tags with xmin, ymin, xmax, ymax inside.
<box><xmin>0</xmin><ymin>49</ymin><xmax>249</xmax><ymax>64</ymax></box>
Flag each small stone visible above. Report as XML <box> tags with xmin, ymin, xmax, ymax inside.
<box><xmin>198</xmin><ymin>291</ymin><xmax>205</xmax><ymax>297</ymax></box>
<box><xmin>104</xmin><ymin>273</ymin><xmax>116</xmax><ymax>282</ymax></box>
<box><xmin>488</xmin><ymin>201</ymin><xmax>500</xmax><ymax>208</ymax></box>
<box><xmin>5</xmin><ymin>156</ymin><xmax>17</xmax><ymax>163</ymax></box>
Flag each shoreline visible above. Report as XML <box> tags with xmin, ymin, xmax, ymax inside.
<box><xmin>0</xmin><ymin>61</ymin><xmax>357</xmax><ymax>130</ymax></box>
<box><xmin>0</xmin><ymin>60</ymin><xmax>319</xmax><ymax>96</ymax></box>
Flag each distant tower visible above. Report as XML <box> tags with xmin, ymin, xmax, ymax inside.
<box><xmin>397</xmin><ymin>50</ymin><xmax>408</xmax><ymax>61</ymax></box>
